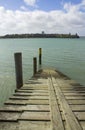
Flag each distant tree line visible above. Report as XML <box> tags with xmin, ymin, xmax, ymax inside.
<box><xmin>0</xmin><ymin>33</ymin><xmax>79</xmax><ymax>39</ymax></box>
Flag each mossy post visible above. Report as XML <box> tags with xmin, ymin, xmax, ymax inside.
<box><xmin>14</xmin><ymin>52</ymin><xmax>23</xmax><ymax>89</ymax></box>
<box><xmin>33</xmin><ymin>57</ymin><xmax>37</xmax><ymax>76</ymax></box>
<box><xmin>39</xmin><ymin>48</ymin><xmax>42</xmax><ymax>65</ymax></box>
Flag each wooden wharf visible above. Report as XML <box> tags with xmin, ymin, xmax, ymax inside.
<box><xmin>0</xmin><ymin>68</ymin><xmax>85</xmax><ymax>130</ymax></box>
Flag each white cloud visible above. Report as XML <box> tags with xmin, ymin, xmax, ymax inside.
<box><xmin>0</xmin><ymin>0</ymin><xmax>85</xmax><ymax>36</ymax></box>
<box><xmin>20</xmin><ymin>6</ymin><xmax>28</xmax><ymax>11</ymax></box>
<box><xmin>63</xmin><ymin>0</ymin><xmax>85</xmax><ymax>12</ymax></box>
<box><xmin>24</xmin><ymin>0</ymin><xmax>37</xmax><ymax>6</ymax></box>
<box><xmin>79</xmin><ymin>0</ymin><xmax>85</xmax><ymax>10</ymax></box>
<box><xmin>82</xmin><ymin>0</ymin><xmax>85</xmax><ymax>5</ymax></box>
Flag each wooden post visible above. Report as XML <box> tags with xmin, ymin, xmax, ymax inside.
<box><xmin>14</xmin><ymin>53</ymin><xmax>23</xmax><ymax>89</ymax></box>
<box><xmin>33</xmin><ymin>57</ymin><xmax>37</xmax><ymax>75</ymax></box>
<box><xmin>39</xmin><ymin>48</ymin><xmax>42</xmax><ymax>65</ymax></box>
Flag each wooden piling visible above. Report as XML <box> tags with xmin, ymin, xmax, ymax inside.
<box><xmin>39</xmin><ymin>48</ymin><xmax>42</xmax><ymax>65</ymax></box>
<box><xmin>33</xmin><ymin>57</ymin><xmax>37</xmax><ymax>75</ymax></box>
<box><xmin>14</xmin><ymin>53</ymin><xmax>23</xmax><ymax>89</ymax></box>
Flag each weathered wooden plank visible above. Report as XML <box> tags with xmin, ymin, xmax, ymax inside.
<box><xmin>64</xmin><ymin>93</ymin><xmax>85</xmax><ymax>96</ymax></box>
<box><xmin>5</xmin><ymin>100</ymin><xmax>27</xmax><ymax>105</ymax></box>
<box><xmin>21</xmin><ymin>86</ymin><xmax>48</xmax><ymax>90</ymax></box>
<box><xmin>0</xmin><ymin>105</ymin><xmax>49</xmax><ymax>112</ymax></box>
<box><xmin>73</xmin><ymin>87</ymin><xmax>85</xmax><ymax>89</ymax></box>
<box><xmin>5</xmin><ymin>99</ymin><xmax>49</xmax><ymax>105</ymax></box>
<box><xmin>80</xmin><ymin>121</ymin><xmax>85</xmax><ymax>130</ymax></box>
<box><xmin>16</xmin><ymin>89</ymin><xmax>48</xmax><ymax>93</ymax></box>
<box><xmin>25</xmin><ymin>79</ymin><xmax>48</xmax><ymax>85</ymax></box>
<box><xmin>58</xmin><ymin>79</ymin><xmax>81</xmax><ymax>86</ymax></box>
<box><xmin>53</xmin><ymin>77</ymin><xmax>82</xmax><ymax>130</ymax></box>
<box><xmin>61</xmin><ymin>88</ymin><xmax>85</xmax><ymax>91</ymax></box>
<box><xmin>14</xmin><ymin>92</ymin><xmax>49</xmax><ymax>96</ymax></box>
<box><xmin>68</xmin><ymin>100</ymin><xmax>85</xmax><ymax>105</ymax></box>
<box><xmin>48</xmin><ymin>77</ymin><xmax>64</xmax><ymax>130</ymax></box>
<box><xmin>70</xmin><ymin>105</ymin><xmax>85</xmax><ymax>111</ymax></box>
<box><xmin>23</xmin><ymin>84</ymin><xmax>48</xmax><ymax>87</ymax></box>
<box><xmin>66</xmin><ymin>96</ymin><xmax>85</xmax><ymax>100</ymax></box>
<box><xmin>26</xmin><ymin>99</ymin><xmax>49</xmax><ymax>105</ymax></box>
<box><xmin>62</xmin><ymin>91</ymin><xmax>85</xmax><ymax>93</ymax></box>
<box><xmin>74</xmin><ymin>112</ymin><xmax>85</xmax><ymax>120</ymax></box>
<box><xmin>10</xmin><ymin>96</ymin><xmax>28</xmax><ymax>100</ymax></box>
<box><xmin>10</xmin><ymin>96</ymin><xmax>49</xmax><ymax>100</ymax></box>
<box><xmin>60</xmin><ymin>86</ymin><xmax>85</xmax><ymax>89</ymax></box>
<box><xmin>0</xmin><ymin>105</ymin><xmax>24</xmax><ymax>112</ymax></box>
<box><xmin>0</xmin><ymin>112</ymin><xmax>21</xmax><ymax>121</ymax></box>
<box><xmin>25</xmin><ymin>105</ymin><xmax>50</xmax><ymax>111</ymax></box>
<box><xmin>19</xmin><ymin>121</ymin><xmax>51</xmax><ymax>130</ymax></box>
<box><xmin>0</xmin><ymin>122</ymin><xmax>18</xmax><ymax>130</ymax></box>
<box><xmin>19</xmin><ymin>112</ymin><xmax>50</xmax><ymax>121</ymax></box>
<box><xmin>20</xmin><ymin>87</ymin><xmax>48</xmax><ymax>90</ymax></box>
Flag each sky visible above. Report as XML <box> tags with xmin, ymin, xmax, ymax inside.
<box><xmin>0</xmin><ymin>0</ymin><xmax>85</xmax><ymax>36</ymax></box>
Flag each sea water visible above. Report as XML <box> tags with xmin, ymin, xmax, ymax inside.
<box><xmin>0</xmin><ymin>38</ymin><xmax>85</xmax><ymax>106</ymax></box>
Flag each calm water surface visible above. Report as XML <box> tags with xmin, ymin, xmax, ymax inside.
<box><xmin>0</xmin><ymin>38</ymin><xmax>85</xmax><ymax>106</ymax></box>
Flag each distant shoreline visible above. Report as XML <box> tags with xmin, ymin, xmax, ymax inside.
<box><xmin>0</xmin><ymin>33</ymin><xmax>79</xmax><ymax>39</ymax></box>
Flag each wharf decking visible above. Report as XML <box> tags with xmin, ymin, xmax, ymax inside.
<box><xmin>0</xmin><ymin>69</ymin><xmax>85</xmax><ymax>130</ymax></box>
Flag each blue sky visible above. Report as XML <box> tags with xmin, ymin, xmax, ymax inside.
<box><xmin>0</xmin><ymin>0</ymin><xmax>82</xmax><ymax>11</ymax></box>
<box><xmin>0</xmin><ymin>0</ymin><xmax>85</xmax><ymax>35</ymax></box>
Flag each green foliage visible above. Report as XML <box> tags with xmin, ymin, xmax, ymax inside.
<box><xmin>0</xmin><ymin>33</ymin><xmax>79</xmax><ymax>39</ymax></box>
